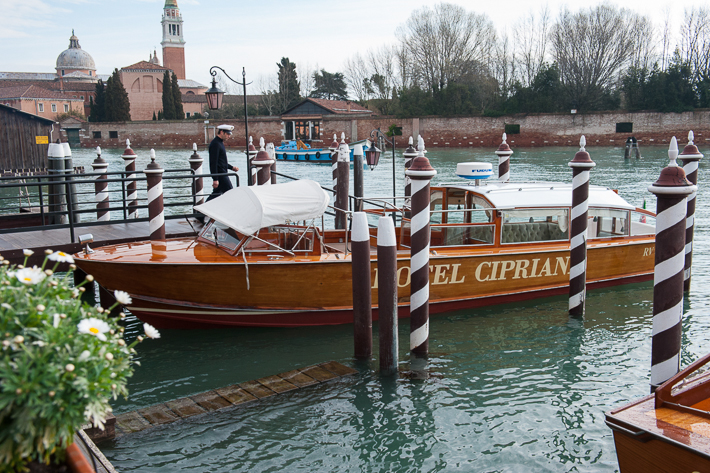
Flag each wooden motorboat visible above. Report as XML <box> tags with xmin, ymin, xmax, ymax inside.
<box><xmin>275</xmin><ymin>139</ymin><xmax>369</xmax><ymax>162</ymax></box>
<box><xmin>73</xmin><ymin>173</ymin><xmax>656</xmax><ymax>329</ymax></box>
<box><xmin>606</xmin><ymin>353</ymin><xmax>710</xmax><ymax>472</ymax></box>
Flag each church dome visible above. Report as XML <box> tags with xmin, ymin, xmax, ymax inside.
<box><xmin>56</xmin><ymin>31</ymin><xmax>96</xmax><ymax>72</ymax></box>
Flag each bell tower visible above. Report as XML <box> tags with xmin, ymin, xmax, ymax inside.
<box><xmin>161</xmin><ymin>0</ymin><xmax>185</xmax><ymax>79</ymax></box>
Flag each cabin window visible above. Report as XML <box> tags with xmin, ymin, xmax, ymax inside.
<box><xmin>430</xmin><ymin>224</ymin><xmax>496</xmax><ymax>248</ymax></box>
<box><xmin>429</xmin><ymin>190</ymin><xmax>444</xmax><ymax>224</ymax></box>
<box><xmin>200</xmin><ymin>220</ymin><xmax>242</xmax><ymax>252</ymax></box>
<box><xmin>588</xmin><ymin>208</ymin><xmax>629</xmax><ymax>238</ymax></box>
<box><xmin>629</xmin><ymin>211</ymin><xmax>655</xmax><ymax>236</ymax></box>
<box><xmin>501</xmin><ymin>208</ymin><xmax>569</xmax><ymax>244</ymax></box>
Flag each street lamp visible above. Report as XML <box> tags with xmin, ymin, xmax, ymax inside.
<box><xmin>364</xmin><ymin>144</ymin><xmax>381</xmax><ymax>169</ymax></box>
<box><xmin>206</xmin><ymin>66</ymin><xmax>253</xmax><ymax>185</ymax></box>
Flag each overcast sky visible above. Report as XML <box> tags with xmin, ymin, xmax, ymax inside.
<box><xmin>1</xmin><ymin>0</ymin><xmax>706</xmax><ymax>91</ymax></box>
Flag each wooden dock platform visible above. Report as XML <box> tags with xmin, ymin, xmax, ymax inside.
<box><xmin>110</xmin><ymin>361</ymin><xmax>358</xmax><ymax>439</ymax></box>
<box><xmin>0</xmin><ymin>219</ymin><xmax>198</xmax><ymax>266</ymax></box>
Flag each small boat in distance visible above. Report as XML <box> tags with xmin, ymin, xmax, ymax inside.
<box><xmin>275</xmin><ymin>137</ymin><xmax>370</xmax><ymax>163</ymax></box>
<box><xmin>73</xmin><ymin>157</ymin><xmax>656</xmax><ymax>329</ymax></box>
<box><xmin>606</xmin><ymin>353</ymin><xmax>710</xmax><ymax>471</ymax></box>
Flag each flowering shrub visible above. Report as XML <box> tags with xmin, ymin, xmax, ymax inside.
<box><xmin>0</xmin><ymin>250</ymin><xmax>158</xmax><ymax>471</ymax></box>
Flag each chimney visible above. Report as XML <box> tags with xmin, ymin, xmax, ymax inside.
<box><xmin>347</xmin><ymin>101</ymin><xmax>351</xmax><ymax>112</ymax></box>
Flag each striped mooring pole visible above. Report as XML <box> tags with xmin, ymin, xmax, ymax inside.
<box><xmin>330</xmin><ymin>134</ymin><xmax>339</xmax><ymax>192</ymax></box>
<box><xmin>48</xmin><ymin>142</ymin><xmax>67</xmax><ymax>225</ymax></box>
<box><xmin>378</xmin><ymin>215</ymin><xmax>399</xmax><ymax>375</ymax></box>
<box><xmin>267</xmin><ymin>142</ymin><xmax>277</xmax><ymax>184</ymax></box>
<box><xmin>679</xmin><ymin>130</ymin><xmax>704</xmax><ymax>292</ymax></box>
<box><xmin>403</xmin><ymin>137</ymin><xmax>417</xmax><ymax>218</ymax></box>
<box><xmin>648</xmin><ymin>137</ymin><xmax>696</xmax><ymax>391</ymax></box>
<box><xmin>568</xmin><ymin>136</ymin><xmax>596</xmax><ymax>316</ymax></box>
<box><xmin>335</xmin><ymin>133</ymin><xmax>350</xmax><ymax>230</ymax></box>
<box><xmin>496</xmin><ymin>133</ymin><xmax>513</xmax><ymax>183</ymax></box>
<box><xmin>144</xmin><ymin>149</ymin><xmax>166</xmax><ymax>240</ymax></box>
<box><xmin>121</xmin><ymin>139</ymin><xmax>139</xmax><ymax>219</ymax></box>
<box><xmin>254</xmin><ymin>138</ymin><xmax>274</xmax><ymax>185</ymax></box>
<box><xmin>406</xmin><ymin>136</ymin><xmax>437</xmax><ymax>358</ymax></box>
<box><xmin>188</xmin><ymin>143</ymin><xmax>205</xmax><ymax>207</ymax></box>
<box><xmin>91</xmin><ymin>146</ymin><xmax>110</xmax><ymax>222</ymax></box>
<box><xmin>61</xmin><ymin>142</ymin><xmax>80</xmax><ymax>223</ymax></box>
<box><xmin>351</xmin><ymin>212</ymin><xmax>373</xmax><ymax>360</ymax></box>
<box><xmin>248</xmin><ymin>136</ymin><xmax>258</xmax><ymax>186</ymax></box>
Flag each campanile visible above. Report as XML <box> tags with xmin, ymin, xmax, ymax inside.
<box><xmin>161</xmin><ymin>0</ymin><xmax>185</xmax><ymax>79</ymax></box>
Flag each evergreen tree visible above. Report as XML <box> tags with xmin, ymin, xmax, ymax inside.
<box><xmin>153</xmin><ymin>111</ymin><xmax>157</xmax><ymax>120</ymax></box>
<box><xmin>162</xmin><ymin>70</ymin><xmax>175</xmax><ymax>119</ymax></box>
<box><xmin>89</xmin><ymin>79</ymin><xmax>105</xmax><ymax>122</ymax></box>
<box><xmin>104</xmin><ymin>69</ymin><xmax>131</xmax><ymax>121</ymax></box>
<box><xmin>277</xmin><ymin>57</ymin><xmax>300</xmax><ymax>112</ymax></box>
<box><xmin>158</xmin><ymin>110</ymin><xmax>164</xmax><ymax>120</ymax></box>
<box><xmin>171</xmin><ymin>72</ymin><xmax>184</xmax><ymax>119</ymax></box>
<box><xmin>312</xmin><ymin>70</ymin><xmax>348</xmax><ymax>100</ymax></box>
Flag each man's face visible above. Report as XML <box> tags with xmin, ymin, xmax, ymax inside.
<box><xmin>219</xmin><ymin>130</ymin><xmax>232</xmax><ymax>140</ymax></box>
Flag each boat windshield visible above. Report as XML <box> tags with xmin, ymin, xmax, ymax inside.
<box><xmin>199</xmin><ymin>220</ymin><xmax>242</xmax><ymax>252</ymax></box>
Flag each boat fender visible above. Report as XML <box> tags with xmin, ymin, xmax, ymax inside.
<box><xmin>305</xmin><ymin>154</ymin><xmax>310</xmax><ymax>161</ymax></box>
<box><xmin>315</xmin><ymin>151</ymin><xmax>321</xmax><ymax>159</ymax></box>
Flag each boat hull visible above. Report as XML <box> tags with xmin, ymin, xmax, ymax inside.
<box><xmin>75</xmin><ymin>238</ymin><xmax>655</xmax><ymax>328</ymax></box>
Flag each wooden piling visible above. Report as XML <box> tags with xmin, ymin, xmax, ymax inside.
<box><xmin>121</xmin><ymin>139</ymin><xmax>139</xmax><ymax>219</ymax></box>
<box><xmin>335</xmin><ymin>134</ymin><xmax>350</xmax><ymax>230</ymax></box>
<box><xmin>144</xmin><ymin>149</ymin><xmax>165</xmax><ymax>240</ymax></box>
<box><xmin>188</xmin><ymin>143</ymin><xmax>205</xmax><ymax>206</ymax></box>
<box><xmin>377</xmin><ymin>216</ymin><xmax>398</xmax><ymax>375</ymax></box>
<box><xmin>353</xmin><ymin>144</ymin><xmax>364</xmax><ymax>212</ymax></box>
<box><xmin>254</xmin><ymin>138</ymin><xmax>274</xmax><ymax>186</ymax></box>
<box><xmin>351</xmin><ymin>212</ymin><xmax>372</xmax><ymax>359</ymax></box>
<box><xmin>495</xmin><ymin>133</ymin><xmax>513</xmax><ymax>183</ymax></box>
<box><xmin>91</xmin><ymin>146</ymin><xmax>109</xmax><ymax>222</ymax></box>
<box><xmin>679</xmin><ymin>131</ymin><xmax>703</xmax><ymax>292</ymax></box>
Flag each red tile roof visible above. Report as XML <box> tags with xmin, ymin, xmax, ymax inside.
<box><xmin>308</xmin><ymin>98</ymin><xmax>371</xmax><ymax>114</ymax></box>
<box><xmin>121</xmin><ymin>61</ymin><xmax>169</xmax><ymax>71</ymax></box>
<box><xmin>0</xmin><ymin>85</ymin><xmax>83</xmax><ymax>101</ymax></box>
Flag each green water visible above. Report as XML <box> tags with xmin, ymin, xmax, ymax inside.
<box><xmin>73</xmin><ymin>143</ymin><xmax>710</xmax><ymax>472</ymax></box>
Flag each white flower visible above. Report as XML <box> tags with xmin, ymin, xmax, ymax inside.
<box><xmin>77</xmin><ymin>318</ymin><xmax>111</xmax><ymax>342</ymax></box>
<box><xmin>65</xmin><ymin>363</ymin><xmax>75</xmax><ymax>372</ymax></box>
<box><xmin>78</xmin><ymin>350</ymin><xmax>91</xmax><ymax>362</ymax></box>
<box><xmin>48</xmin><ymin>251</ymin><xmax>74</xmax><ymax>264</ymax></box>
<box><xmin>13</xmin><ymin>335</ymin><xmax>24</xmax><ymax>344</ymax></box>
<box><xmin>1</xmin><ymin>303</ymin><xmax>12</xmax><ymax>311</ymax></box>
<box><xmin>105</xmin><ymin>352</ymin><xmax>114</xmax><ymax>361</ymax></box>
<box><xmin>15</xmin><ymin>267</ymin><xmax>46</xmax><ymax>285</ymax></box>
<box><xmin>143</xmin><ymin>323</ymin><xmax>161</xmax><ymax>339</ymax></box>
<box><xmin>22</xmin><ymin>249</ymin><xmax>33</xmax><ymax>257</ymax></box>
<box><xmin>114</xmin><ymin>290</ymin><xmax>132</xmax><ymax>305</ymax></box>
<box><xmin>53</xmin><ymin>313</ymin><xmax>60</xmax><ymax>328</ymax></box>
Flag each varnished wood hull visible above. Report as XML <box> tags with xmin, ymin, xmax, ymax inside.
<box><xmin>75</xmin><ymin>237</ymin><xmax>655</xmax><ymax>328</ymax></box>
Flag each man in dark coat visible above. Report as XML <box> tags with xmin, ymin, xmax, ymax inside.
<box><xmin>207</xmin><ymin>124</ymin><xmax>239</xmax><ymax>202</ymax></box>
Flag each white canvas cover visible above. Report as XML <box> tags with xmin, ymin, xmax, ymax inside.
<box><xmin>195</xmin><ymin>180</ymin><xmax>330</xmax><ymax>235</ymax></box>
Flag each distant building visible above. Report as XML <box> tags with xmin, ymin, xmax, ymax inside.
<box><xmin>0</xmin><ymin>104</ymin><xmax>56</xmax><ymax>172</ymax></box>
<box><xmin>281</xmin><ymin>98</ymin><xmax>373</xmax><ymax>141</ymax></box>
<box><xmin>161</xmin><ymin>0</ymin><xmax>186</xmax><ymax>80</ymax></box>
<box><xmin>0</xmin><ymin>85</ymin><xmax>84</xmax><ymax>120</ymax></box>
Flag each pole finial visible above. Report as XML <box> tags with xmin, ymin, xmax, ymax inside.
<box><xmin>669</xmin><ymin>137</ymin><xmax>679</xmax><ymax>166</ymax></box>
<box><xmin>259</xmin><ymin>137</ymin><xmax>265</xmax><ymax>149</ymax></box>
<box><xmin>689</xmin><ymin>130</ymin><xmax>695</xmax><ymax>145</ymax></box>
<box><xmin>96</xmin><ymin>146</ymin><xmax>101</xmax><ymax>156</ymax></box>
<box><xmin>341</xmin><ymin>132</ymin><xmax>346</xmax><ymax>143</ymax></box>
<box><xmin>126</xmin><ymin>138</ymin><xmax>131</xmax><ymax>147</ymax></box>
<box><xmin>502</xmin><ymin>132</ymin><xmax>507</xmax><ymax>143</ymax></box>
<box><xmin>408</xmin><ymin>136</ymin><xmax>413</xmax><ymax>145</ymax></box>
<box><xmin>417</xmin><ymin>136</ymin><xmax>425</xmax><ymax>157</ymax></box>
<box><xmin>193</xmin><ymin>143</ymin><xmax>197</xmax><ymax>151</ymax></box>
<box><xmin>580</xmin><ymin>135</ymin><xmax>586</xmax><ymax>151</ymax></box>
<box><xmin>150</xmin><ymin>149</ymin><xmax>156</xmax><ymax>161</ymax></box>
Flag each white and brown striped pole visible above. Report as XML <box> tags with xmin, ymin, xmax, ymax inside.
<box><xmin>352</xmin><ymin>212</ymin><xmax>372</xmax><ymax>360</ymax></box>
<box><xmin>406</xmin><ymin>136</ymin><xmax>437</xmax><ymax>358</ymax></box>
<box><xmin>144</xmin><ymin>149</ymin><xmax>166</xmax><ymax>240</ymax></box>
<box><xmin>403</xmin><ymin>137</ymin><xmax>417</xmax><ymax>218</ymax></box>
<box><xmin>188</xmin><ymin>142</ymin><xmax>205</xmax><ymax>206</ymax></box>
<box><xmin>377</xmin><ymin>215</ymin><xmax>398</xmax><ymax>375</ymax></box>
<box><xmin>254</xmin><ymin>138</ymin><xmax>274</xmax><ymax>186</ymax></box>
<box><xmin>266</xmin><ymin>142</ymin><xmax>277</xmax><ymax>184</ymax></box>
<box><xmin>679</xmin><ymin>130</ymin><xmax>703</xmax><ymax>292</ymax></box>
<box><xmin>91</xmin><ymin>146</ymin><xmax>110</xmax><ymax>222</ymax></box>
<box><xmin>568</xmin><ymin>136</ymin><xmax>596</xmax><ymax>316</ymax></box>
<box><xmin>335</xmin><ymin>133</ymin><xmax>350</xmax><ymax>230</ymax></box>
<box><xmin>648</xmin><ymin>137</ymin><xmax>696</xmax><ymax>391</ymax></box>
<box><xmin>121</xmin><ymin>139</ymin><xmax>138</xmax><ymax>219</ymax></box>
<box><xmin>248</xmin><ymin>136</ymin><xmax>258</xmax><ymax>186</ymax></box>
<box><xmin>330</xmin><ymin>133</ymin><xmax>339</xmax><ymax>191</ymax></box>
<box><xmin>495</xmin><ymin>133</ymin><xmax>513</xmax><ymax>183</ymax></box>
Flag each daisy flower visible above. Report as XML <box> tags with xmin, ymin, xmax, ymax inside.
<box><xmin>77</xmin><ymin>318</ymin><xmax>111</xmax><ymax>341</ymax></box>
<box><xmin>143</xmin><ymin>323</ymin><xmax>161</xmax><ymax>339</ymax></box>
<box><xmin>22</xmin><ymin>249</ymin><xmax>34</xmax><ymax>257</ymax></box>
<box><xmin>114</xmin><ymin>290</ymin><xmax>132</xmax><ymax>305</ymax></box>
<box><xmin>48</xmin><ymin>251</ymin><xmax>74</xmax><ymax>264</ymax></box>
<box><xmin>15</xmin><ymin>267</ymin><xmax>46</xmax><ymax>285</ymax></box>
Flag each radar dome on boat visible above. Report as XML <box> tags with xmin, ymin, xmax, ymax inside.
<box><xmin>456</xmin><ymin>162</ymin><xmax>493</xmax><ymax>180</ymax></box>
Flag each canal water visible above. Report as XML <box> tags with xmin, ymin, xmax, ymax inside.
<box><xmin>69</xmin><ymin>141</ymin><xmax>710</xmax><ymax>472</ymax></box>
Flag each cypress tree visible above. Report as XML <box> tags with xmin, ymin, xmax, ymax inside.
<box><xmin>153</xmin><ymin>111</ymin><xmax>157</xmax><ymax>120</ymax></box>
<box><xmin>162</xmin><ymin>70</ymin><xmax>175</xmax><ymax>119</ymax></box>
<box><xmin>104</xmin><ymin>69</ymin><xmax>131</xmax><ymax>122</ymax></box>
<box><xmin>172</xmin><ymin>72</ymin><xmax>184</xmax><ymax>119</ymax></box>
<box><xmin>89</xmin><ymin>79</ymin><xmax>105</xmax><ymax>122</ymax></box>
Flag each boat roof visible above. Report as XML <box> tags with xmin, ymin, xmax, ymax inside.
<box><xmin>194</xmin><ymin>180</ymin><xmax>330</xmax><ymax>235</ymax></box>
<box><xmin>441</xmin><ymin>181</ymin><xmax>637</xmax><ymax>210</ymax></box>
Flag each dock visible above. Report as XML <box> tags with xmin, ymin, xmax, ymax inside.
<box><xmin>108</xmin><ymin>361</ymin><xmax>358</xmax><ymax>439</ymax></box>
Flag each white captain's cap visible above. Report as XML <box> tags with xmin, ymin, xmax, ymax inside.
<box><xmin>217</xmin><ymin>124</ymin><xmax>234</xmax><ymax>134</ymax></box>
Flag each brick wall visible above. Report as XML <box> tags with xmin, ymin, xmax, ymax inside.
<box><xmin>80</xmin><ymin>111</ymin><xmax>710</xmax><ymax>150</ymax></box>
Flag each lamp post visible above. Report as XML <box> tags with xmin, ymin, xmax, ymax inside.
<box><xmin>205</xmin><ymin>66</ymin><xmax>253</xmax><ymax>186</ymax></box>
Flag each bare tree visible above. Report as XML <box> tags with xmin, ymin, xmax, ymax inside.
<box><xmin>257</xmin><ymin>74</ymin><xmax>279</xmax><ymax>116</ymax></box>
<box><xmin>298</xmin><ymin>62</ymin><xmax>318</xmax><ymax>98</ymax></box>
<box><xmin>365</xmin><ymin>45</ymin><xmax>398</xmax><ymax>100</ymax></box>
<box><xmin>551</xmin><ymin>5</ymin><xmax>647</xmax><ymax>110</ymax></box>
<box><xmin>628</xmin><ymin>15</ymin><xmax>656</xmax><ymax>71</ymax></box>
<box><xmin>660</xmin><ymin>7</ymin><xmax>674</xmax><ymax>71</ymax></box>
<box><xmin>396</xmin><ymin>2</ymin><xmax>496</xmax><ymax>91</ymax></box>
<box><xmin>343</xmin><ymin>53</ymin><xmax>371</xmax><ymax>101</ymax></box>
<box><xmin>679</xmin><ymin>6</ymin><xmax>710</xmax><ymax>81</ymax></box>
<box><xmin>493</xmin><ymin>29</ymin><xmax>516</xmax><ymax>99</ymax></box>
<box><xmin>513</xmin><ymin>6</ymin><xmax>551</xmax><ymax>87</ymax></box>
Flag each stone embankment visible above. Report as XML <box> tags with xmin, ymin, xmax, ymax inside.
<box><xmin>67</xmin><ymin>110</ymin><xmax>710</xmax><ymax>150</ymax></box>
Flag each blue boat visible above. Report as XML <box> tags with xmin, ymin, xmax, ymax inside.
<box><xmin>275</xmin><ymin>139</ymin><xmax>370</xmax><ymax>163</ymax></box>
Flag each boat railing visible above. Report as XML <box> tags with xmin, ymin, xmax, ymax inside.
<box><xmin>0</xmin><ymin>169</ymin><xmax>239</xmax><ymax>243</ymax></box>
